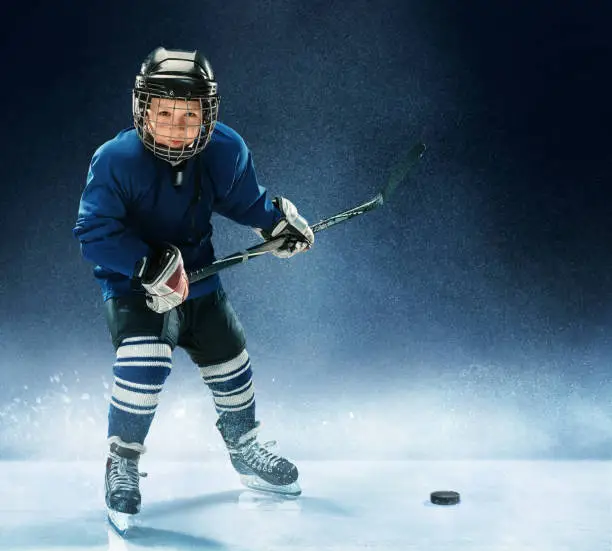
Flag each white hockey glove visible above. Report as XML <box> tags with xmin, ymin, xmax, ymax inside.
<box><xmin>135</xmin><ymin>244</ymin><xmax>189</xmax><ymax>313</ymax></box>
<box><xmin>260</xmin><ymin>197</ymin><xmax>314</xmax><ymax>258</ymax></box>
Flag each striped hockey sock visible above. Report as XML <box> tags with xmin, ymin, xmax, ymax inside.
<box><xmin>108</xmin><ymin>336</ymin><xmax>172</xmax><ymax>445</ymax></box>
<box><xmin>199</xmin><ymin>349</ymin><xmax>256</xmax><ymax>440</ymax></box>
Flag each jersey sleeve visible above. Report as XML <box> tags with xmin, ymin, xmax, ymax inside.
<box><xmin>73</xmin><ymin>148</ymin><xmax>151</xmax><ymax>277</ymax></box>
<box><xmin>211</xmin><ymin>137</ymin><xmax>282</xmax><ymax>231</ymax></box>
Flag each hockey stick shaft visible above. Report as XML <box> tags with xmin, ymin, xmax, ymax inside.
<box><xmin>187</xmin><ymin>197</ymin><xmax>383</xmax><ymax>283</ymax></box>
<box><xmin>187</xmin><ymin>142</ymin><xmax>426</xmax><ymax>283</ymax></box>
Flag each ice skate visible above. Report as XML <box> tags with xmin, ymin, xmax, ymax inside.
<box><xmin>105</xmin><ymin>438</ymin><xmax>146</xmax><ymax>536</ymax></box>
<box><xmin>217</xmin><ymin>419</ymin><xmax>301</xmax><ymax>497</ymax></box>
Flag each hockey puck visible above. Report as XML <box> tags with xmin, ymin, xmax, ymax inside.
<box><xmin>430</xmin><ymin>490</ymin><xmax>460</xmax><ymax>505</ymax></box>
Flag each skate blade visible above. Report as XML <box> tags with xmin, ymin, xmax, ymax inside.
<box><xmin>239</xmin><ymin>474</ymin><xmax>302</xmax><ymax>497</ymax></box>
<box><xmin>238</xmin><ymin>489</ymin><xmax>302</xmax><ymax>512</ymax></box>
<box><xmin>107</xmin><ymin>509</ymin><xmax>135</xmax><ymax>537</ymax></box>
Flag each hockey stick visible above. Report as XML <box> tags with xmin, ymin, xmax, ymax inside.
<box><xmin>187</xmin><ymin>141</ymin><xmax>426</xmax><ymax>284</ymax></box>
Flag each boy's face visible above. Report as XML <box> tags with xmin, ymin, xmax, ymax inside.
<box><xmin>145</xmin><ymin>97</ymin><xmax>203</xmax><ymax>148</ymax></box>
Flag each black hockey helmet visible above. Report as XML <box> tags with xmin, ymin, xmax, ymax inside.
<box><xmin>133</xmin><ymin>47</ymin><xmax>220</xmax><ymax>163</ymax></box>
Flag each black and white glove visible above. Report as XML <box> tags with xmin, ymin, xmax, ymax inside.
<box><xmin>260</xmin><ymin>197</ymin><xmax>314</xmax><ymax>258</ymax></box>
<box><xmin>135</xmin><ymin>244</ymin><xmax>189</xmax><ymax>313</ymax></box>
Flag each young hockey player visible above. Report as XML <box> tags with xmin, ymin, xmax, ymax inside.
<box><xmin>73</xmin><ymin>46</ymin><xmax>313</xmax><ymax>530</ymax></box>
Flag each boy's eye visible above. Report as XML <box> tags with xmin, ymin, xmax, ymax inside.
<box><xmin>157</xmin><ymin>110</ymin><xmax>171</xmax><ymax>117</ymax></box>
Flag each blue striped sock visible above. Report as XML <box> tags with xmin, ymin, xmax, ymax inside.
<box><xmin>199</xmin><ymin>349</ymin><xmax>256</xmax><ymax>440</ymax></box>
<box><xmin>108</xmin><ymin>336</ymin><xmax>172</xmax><ymax>445</ymax></box>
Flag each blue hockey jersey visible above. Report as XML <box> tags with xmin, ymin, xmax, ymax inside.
<box><xmin>74</xmin><ymin>122</ymin><xmax>282</xmax><ymax>301</ymax></box>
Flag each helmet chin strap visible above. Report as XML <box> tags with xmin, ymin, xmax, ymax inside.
<box><xmin>164</xmin><ymin>142</ymin><xmax>196</xmax><ymax>167</ymax></box>
<box><xmin>142</xmin><ymin>128</ymin><xmax>196</xmax><ymax>166</ymax></box>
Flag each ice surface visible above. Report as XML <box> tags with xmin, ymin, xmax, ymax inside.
<box><xmin>0</xmin><ymin>460</ymin><xmax>609</xmax><ymax>550</ymax></box>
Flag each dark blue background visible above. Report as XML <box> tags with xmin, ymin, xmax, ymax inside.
<box><xmin>0</xmin><ymin>0</ymin><xmax>610</xmax><ymax>460</ymax></box>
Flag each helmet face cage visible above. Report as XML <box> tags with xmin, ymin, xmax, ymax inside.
<box><xmin>133</xmin><ymin>90</ymin><xmax>219</xmax><ymax>163</ymax></box>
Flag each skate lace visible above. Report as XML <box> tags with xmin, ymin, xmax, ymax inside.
<box><xmin>242</xmin><ymin>440</ymin><xmax>282</xmax><ymax>472</ymax></box>
<box><xmin>108</xmin><ymin>452</ymin><xmax>144</xmax><ymax>493</ymax></box>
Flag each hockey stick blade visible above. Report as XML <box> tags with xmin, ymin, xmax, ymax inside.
<box><xmin>310</xmin><ymin>141</ymin><xmax>425</xmax><ymax>233</ymax></box>
<box><xmin>187</xmin><ymin>141</ymin><xmax>426</xmax><ymax>284</ymax></box>
<box><xmin>382</xmin><ymin>141</ymin><xmax>426</xmax><ymax>202</ymax></box>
